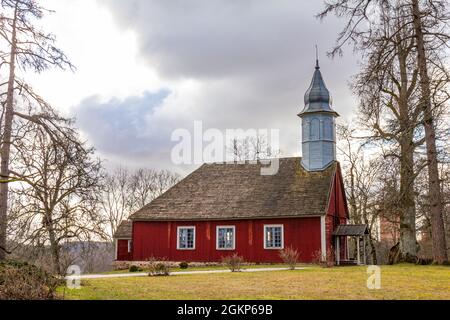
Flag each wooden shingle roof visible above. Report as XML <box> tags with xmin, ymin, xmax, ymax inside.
<box><xmin>130</xmin><ymin>158</ymin><xmax>337</xmax><ymax>221</ymax></box>
<box><xmin>113</xmin><ymin>221</ymin><xmax>132</xmax><ymax>239</ymax></box>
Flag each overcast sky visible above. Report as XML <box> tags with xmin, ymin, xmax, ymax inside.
<box><xmin>27</xmin><ymin>0</ymin><xmax>360</xmax><ymax>175</ymax></box>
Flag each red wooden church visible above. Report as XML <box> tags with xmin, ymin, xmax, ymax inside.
<box><xmin>114</xmin><ymin>61</ymin><xmax>366</xmax><ymax>265</ymax></box>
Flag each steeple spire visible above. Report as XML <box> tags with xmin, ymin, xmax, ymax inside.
<box><xmin>299</xmin><ymin>55</ymin><xmax>337</xmax><ymax>117</ymax></box>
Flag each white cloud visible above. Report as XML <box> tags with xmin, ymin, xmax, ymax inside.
<box><xmin>25</xmin><ymin>0</ymin><xmax>164</xmax><ymax>115</ymax></box>
<box><xmin>21</xmin><ymin>0</ymin><xmax>359</xmax><ymax>172</ymax></box>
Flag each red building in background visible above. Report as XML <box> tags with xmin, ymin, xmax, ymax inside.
<box><xmin>379</xmin><ymin>215</ymin><xmax>400</xmax><ymax>246</ymax></box>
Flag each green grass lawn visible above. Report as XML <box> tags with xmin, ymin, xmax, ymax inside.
<box><xmin>60</xmin><ymin>264</ymin><xmax>450</xmax><ymax>300</ymax></box>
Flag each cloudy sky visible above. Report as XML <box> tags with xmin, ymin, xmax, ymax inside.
<box><xmin>27</xmin><ymin>0</ymin><xmax>359</xmax><ymax>175</ymax></box>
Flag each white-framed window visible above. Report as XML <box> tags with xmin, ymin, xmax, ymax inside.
<box><xmin>216</xmin><ymin>226</ymin><xmax>236</xmax><ymax>250</ymax></box>
<box><xmin>127</xmin><ymin>240</ymin><xmax>132</xmax><ymax>253</ymax></box>
<box><xmin>264</xmin><ymin>225</ymin><xmax>284</xmax><ymax>249</ymax></box>
<box><xmin>177</xmin><ymin>226</ymin><xmax>196</xmax><ymax>250</ymax></box>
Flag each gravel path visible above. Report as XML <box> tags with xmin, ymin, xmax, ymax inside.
<box><xmin>69</xmin><ymin>267</ymin><xmax>307</xmax><ymax>280</ymax></box>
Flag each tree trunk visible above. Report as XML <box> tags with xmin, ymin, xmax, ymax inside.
<box><xmin>48</xmin><ymin>237</ymin><xmax>61</xmax><ymax>275</ymax></box>
<box><xmin>45</xmin><ymin>215</ymin><xmax>61</xmax><ymax>275</ymax></box>
<box><xmin>396</xmin><ymin>38</ymin><xmax>418</xmax><ymax>262</ymax></box>
<box><xmin>0</xmin><ymin>5</ymin><xmax>18</xmax><ymax>261</ymax></box>
<box><xmin>411</xmin><ymin>0</ymin><xmax>448</xmax><ymax>264</ymax></box>
<box><xmin>368</xmin><ymin>236</ymin><xmax>378</xmax><ymax>265</ymax></box>
<box><xmin>389</xmin><ymin>242</ymin><xmax>401</xmax><ymax>265</ymax></box>
<box><xmin>399</xmin><ymin>138</ymin><xmax>418</xmax><ymax>262</ymax></box>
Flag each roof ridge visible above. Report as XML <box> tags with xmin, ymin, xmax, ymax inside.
<box><xmin>203</xmin><ymin>156</ymin><xmax>302</xmax><ymax>166</ymax></box>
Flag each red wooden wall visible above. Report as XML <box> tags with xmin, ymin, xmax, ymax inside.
<box><xmin>132</xmin><ymin>217</ymin><xmax>321</xmax><ymax>263</ymax></box>
<box><xmin>116</xmin><ymin>239</ymin><xmax>132</xmax><ymax>261</ymax></box>
<box><xmin>325</xmin><ymin>165</ymin><xmax>350</xmax><ymax>261</ymax></box>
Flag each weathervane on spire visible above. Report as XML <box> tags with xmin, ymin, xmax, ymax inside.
<box><xmin>315</xmin><ymin>44</ymin><xmax>320</xmax><ymax>69</ymax></box>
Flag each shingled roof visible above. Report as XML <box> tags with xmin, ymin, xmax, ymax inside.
<box><xmin>130</xmin><ymin>158</ymin><xmax>337</xmax><ymax>221</ymax></box>
<box><xmin>113</xmin><ymin>220</ymin><xmax>132</xmax><ymax>239</ymax></box>
<box><xmin>333</xmin><ymin>225</ymin><xmax>369</xmax><ymax>237</ymax></box>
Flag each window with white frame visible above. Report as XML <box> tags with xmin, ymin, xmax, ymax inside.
<box><xmin>177</xmin><ymin>227</ymin><xmax>196</xmax><ymax>250</ymax></box>
<box><xmin>127</xmin><ymin>240</ymin><xmax>132</xmax><ymax>253</ymax></box>
<box><xmin>264</xmin><ymin>225</ymin><xmax>284</xmax><ymax>249</ymax></box>
<box><xmin>216</xmin><ymin>226</ymin><xmax>236</xmax><ymax>250</ymax></box>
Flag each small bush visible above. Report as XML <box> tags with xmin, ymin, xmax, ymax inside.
<box><xmin>221</xmin><ymin>253</ymin><xmax>245</xmax><ymax>272</ymax></box>
<box><xmin>147</xmin><ymin>258</ymin><xmax>171</xmax><ymax>277</ymax></box>
<box><xmin>311</xmin><ymin>249</ymin><xmax>335</xmax><ymax>268</ymax></box>
<box><xmin>129</xmin><ymin>265</ymin><xmax>142</xmax><ymax>273</ymax></box>
<box><xmin>179</xmin><ymin>262</ymin><xmax>189</xmax><ymax>270</ymax></box>
<box><xmin>279</xmin><ymin>247</ymin><xmax>299</xmax><ymax>270</ymax></box>
<box><xmin>0</xmin><ymin>261</ymin><xmax>62</xmax><ymax>300</ymax></box>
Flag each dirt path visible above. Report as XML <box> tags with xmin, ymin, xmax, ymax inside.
<box><xmin>69</xmin><ymin>267</ymin><xmax>307</xmax><ymax>280</ymax></box>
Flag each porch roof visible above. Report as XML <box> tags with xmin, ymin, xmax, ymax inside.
<box><xmin>333</xmin><ymin>224</ymin><xmax>369</xmax><ymax>237</ymax></box>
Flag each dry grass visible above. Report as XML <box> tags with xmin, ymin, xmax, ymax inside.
<box><xmin>60</xmin><ymin>264</ymin><xmax>450</xmax><ymax>300</ymax></box>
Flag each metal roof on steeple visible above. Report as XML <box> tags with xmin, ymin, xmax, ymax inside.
<box><xmin>299</xmin><ymin>58</ymin><xmax>339</xmax><ymax>117</ymax></box>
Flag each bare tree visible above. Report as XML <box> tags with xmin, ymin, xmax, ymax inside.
<box><xmin>319</xmin><ymin>2</ymin><xmax>425</xmax><ymax>261</ymax></box>
<box><xmin>337</xmin><ymin>124</ymin><xmax>383</xmax><ymax>263</ymax></box>
<box><xmin>410</xmin><ymin>0</ymin><xmax>449</xmax><ymax>264</ymax></box>
<box><xmin>0</xmin><ymin>0</ymin><xmax>73</xmax><ymax>260</ymax></box>
<box><xmin>319</xmin><ymin>0</ymin><xmax>449</xmax><ymax>263</ymax></box>
<box><xmin>415</xmin><ymin>160</ymin><xmax>450</xmax><ymax>259</ymax></box>
<box><xmin>101</xmin><ymin>168</ymin><xmax>181</xmax><ymax>241</ymax></box>
<box><xmin>8</xmin><ymin>124</ymin><xmax>103</xmax><ymax>274</ymax></box>
<box><xmin>227</xmin><ymin>134</ymin><xmax>280</xmax><ymax>162</ymax></box>
<box><xmin>141</xmin><ymin>169</ymin><xmax>181</xmax><ymax>203</ymax></box>
<box><xmin>351</xmin><ymin>3</ymin><xmax>426</xmax><ymax>261</ymax></box>
<box><xmin>100</xmin><ymin>167</ymin><xmax>133</xmax><ymax>242</ymax></box>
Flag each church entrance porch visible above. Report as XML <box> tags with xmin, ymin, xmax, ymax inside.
<box><xmin>333</xmin><ymin>225</ymin><xmax>370</xmax><ymax>266</ymax></box>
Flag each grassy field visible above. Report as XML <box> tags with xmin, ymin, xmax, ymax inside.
<box><xmin>61</xmin><ymin>264</ymin><xmax>450</xmax><ymax>300</ymax></box>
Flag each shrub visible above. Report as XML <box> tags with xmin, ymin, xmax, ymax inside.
<box><xmin>129</xmin><ymin>265</ymin><xmax>142</xmax><ymax>273</ymax></box>
<box><xmin>179</xmin><ymin>262</ymin><xmax>189</xmax><ymax>270</ymax></box>
<box><xmin>279</xmin><ymin>247</ymin><xmax>299</xmax><ymax>270</ymax></box>
<box><xmin>221</xmin><ymin>253</ymin><xmax>245</xmax><ymax>272</ymax></box>
<box><xmin>147</xmin><ymin>258</ymin><xmax>171</xmax><ymax>277</ymax></box>
<box><xmin>144</xmin><ymin>256</ymin><xmax>156</xmax><ymax>264</ymax></box>
<box><xmin>311</xmin><ymin>249</ymin><xmax>335</xmax><ymax>268</ymax></box>
<box><xmin>0</xmin><ymin>261</ymin><xmax>62</xmax><ymax>300</ymax></box>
